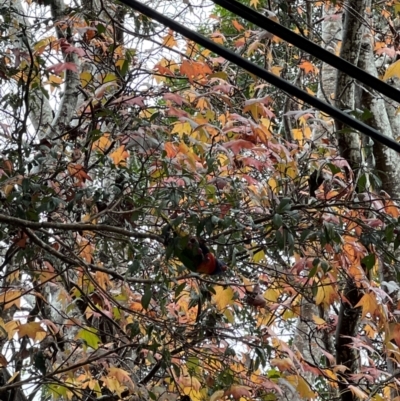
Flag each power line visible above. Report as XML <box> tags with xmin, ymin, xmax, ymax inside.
<box><xmin>117</xmin><ymin>0</ymin><xmax>400</xmax><ymax>154</ymax></box>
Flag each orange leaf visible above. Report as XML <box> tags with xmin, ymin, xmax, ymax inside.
<box><xmin>384</xmin><ymin>199</ymin><xmax>400</xmax><ymax>218</ymax></box>
<box><xmin>299</xmin><ymin>60</ymin><xmax>318</xmax><ymax>74</ymax></box>
<box><xmin>232</xmin><ymin>20</ymin><xmax>245</xmax><ymax>32</ymax></box>
<box><xmin>392</xmin><ymin>324</ymin><xmax>400</xmax><ymax>347</ymax></box>
<box><xmin>110</xmin><ymin>145</ymin><xmax>129</xmax><ymax>166</ymax></box>
<box><xmin>67</xmin><ymin>164</ymin><xmax>92</xmax><ymax>183</ymax></box>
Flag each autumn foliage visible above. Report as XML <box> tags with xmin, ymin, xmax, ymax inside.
<box><xmin>1</xmin><ymin>0</ymin><xmax>400</xmax><ymax>401</ymax></box>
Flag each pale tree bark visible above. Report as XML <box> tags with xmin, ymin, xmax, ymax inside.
<box><xmin>293</xmin><ymin>5</ymin><xmax>341</xmax><ymax>399</ymax></box>
<box><xmin>335</xmin><ymin>0</ymin><xmax>365</xmax><ymax>167</ymax></box>
<box><xmin>357</xmin><ymin>1</ymin><xmax>400</xmax><ymax>396</ymax></box>
<box><xmin>3</xmin><ymin>0</ymin><xmax>53</xmax><ymax>139</ymax></box>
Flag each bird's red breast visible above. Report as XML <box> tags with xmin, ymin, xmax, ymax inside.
<box><xmin>196</xmin><ymin>253</ymin><xmax>217</xmax><ymax>274</ymax></box>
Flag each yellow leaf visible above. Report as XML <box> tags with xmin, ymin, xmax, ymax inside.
<box><xmin>46</xmin><ymin>74</ymin><xmax>63</xmax><ymax>91</ymax></box>
<box><xmin>250</xmin><ymin>0</ymin><xmax>260</xmax><ymax>8</ymax></box>
<box><xmin>0</xmin><ymin>289</ymin><xmax>21</xmax><ymax>310</ymax></box>
<box><xmin>18</xmin><ymin>322</ymin><xmax>46</xmax><ymax>341</ymax></box>
<box><xmin>80</xmin><ymin>71</ymin><xmax>92</xmax><ymax>88</ymax></box>
<box><xmin>213</xmin><ymin>286</ymin><xmax>235</xmax><ymax>310</ymax></box>
<box><xmin>312</xmin><ymin>315</ymin><xmax>326</xmax><ymax>325</ymax></box>
<box><xmin>252</xmin><ymin>249</ymin><xmax>265</xmax><ymax>263</ymax></box>
<box><xmin>354</xmin><ymin>292</ymin><xmax>379</xmax><ymax>319</ymax></box>
<box><xmin>268</xmin><ymin>177</ymin><xmax>278</xmax><ymax>193</ymax></box>
<box><xmin>296</xmin><ymin>376</ymin><xmax>316</xmax><ymax>398</ymax></box>
<box><xmin>264</xmin><ymin>288</ymin><xmax>279</xmax><ymax>302</ymax></box>
<box><xmin>108</xmin><ymin>367</ymin><xmax>135</xmax><ymax>392</ymax></box>
<box><xmin>224</xmin><ymin>309</ymin><xmax>235</xmax><ymax>323</ymax></box>
<box><xmin>271</xmin><ymin>65</ymin><xmax>283</xmax><ymax>76</ymax></box>
<box><xmin>270</xmin><ymin>357</ymin><xmax>295</xmax><ymax>371</ymax></box>
<box><xmin>171</xmin><ymin>121</ymin><xmax>192</xmax><ymax>136</ymax></box>
<box><xmin>315</xmin><ymin>279</ymin><xmax>338</xmax><ymax>308</ymax></box>
<box><xmin>5</xmin><ymin>320</ymin><xmax>19</xmax><ymax>340</ymax></box>
<box><xmin>383</xmin><ymin>59</ymin><xmax>400</xmax><ymax>80</ymax></box>
<box><xmin>162</xmin><ymin>29</ymin><xmax>178</xmax><ymax>48</ymax></box>
<box><xmin>102</xmin><ymin>73</ymin><xmax>117</xmax><ymax>83</ymax></box>
<box><xmin>292</xmin><ymin>126</ymin><xmax>311</xmax><ymax>146</ymax></box>
<box><xmin>92</xmin><ymin>134</ymin><xmax>111</xmax><ymax>152</ymax></box>
<box><xmin>210</xmin><ymin>390</ymin><xmax>224</xmax><ymax>401</ymax></box>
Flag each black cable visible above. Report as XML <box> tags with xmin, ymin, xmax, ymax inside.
<box><xmin>117</xmin><ymin>0</ymin><xmax>400</xmax><ymax>154</ymax></box>
<box><xmin>212</xmin><ymin>0</ymin><xmax>400</xmax><ymax>104</ymax></box>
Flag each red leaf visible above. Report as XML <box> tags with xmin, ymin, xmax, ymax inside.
<box><xmin>163</xmin><ymin>92</ymin><xmax>186</xmax><ymax>106</ymax></box>
<box><xmin>224</xmin><ymin>139</ymin><xmax>254</xmax><ymax>154</ymax></box>
<box><xmin>47</xmin><ymin>62</ymin><xmax>78</xmax><ymax>74</ymax></box>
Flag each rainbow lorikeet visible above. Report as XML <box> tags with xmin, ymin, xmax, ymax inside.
<box><xmin>164</xmin><ymin>227</ymin><xmax>227</xmax><ymax>275</ymax></box>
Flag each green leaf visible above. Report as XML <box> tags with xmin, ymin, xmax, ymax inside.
<box><xmin>272</xmin><ymin>214</ymin><xmax>282</xmax><ymax>229</ymax></box>
<box><xmin>77</xmin><ymin>328</ymin><xmax>101</xmax><ymax>350</ymax></box>
<box><xmin>277</xmin><ymin>197</ymin><xmax>291</xmax><ymax>213</ymax></box>
<box><xmin>96</xmin><ymin>23</ymin><xmax>106</xmax><ymax>34</ymax></box>
<box><xmin>141</xmin><ymin>285</ymin><xmax>152</xmax><ymax>310</ymax></box>
<box><xmin>361</xmin><ymin>253</ymin><xmax>376</xmax><ymax>271</ymax></box>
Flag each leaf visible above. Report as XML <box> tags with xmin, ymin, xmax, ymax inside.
<box><xmin>0</xmin><ymin>290</ymin><xmax>21</xmax><ymax>310</ymax></box>
<box><xmin>210</xmin><ymin>390</ymin><xmax>224</xmax><ymax>401</ymax></box>
<box><xmin>383</xmin><ymin>59</ymin><xmax>400</xmax><ymax>81</ymax></box>
<box><xmin>224</xmin><ymin>385</ymin><xmax>251</xmax><ymax>400</ymax></box>
<box><xmin>18</xmin><ymin>322</ymin><xmax>46</xmax><ymax>341</ymax></box>
<box><xmin>67</xmin><ymin>164</ymin><xmax>92</xmax><ymax>183</ymax></box>
<box><xmin>92</xmin><ymin>134</ymin><xmax>112</xmax><ymax>152</ymax></box>
<box><xmin>47</xmin><ymin>62</ymin><xmax>78</xmax><ymax>74</ymax></box>
<box><xmin>232</xmin><ymin>20</ymin><xmax>245</xmax><ymax>32</ymax></box>
<box><xmin>253</xmin><ymin>249</ymin><xmax>265</xmax><ymax>263</ymax></box>
<box><xmin>76</xmin><ymin>327</ymin><xmax>101</xmax><ymax>350</ymax></box>
<box><xmin>392</xmin><ymin>324</ymin><xmax>400</xmax><ymax>347</ymax></box>
<box><xmin>348</xmin><ymin>385</ymin><xmax>368</xmax><ymax>399</ymax></box>
<box><xmin>212</xmin><ymin>286</ymin><xmax>235</xmax><ymax>310</ymax></box>
<box><xmin>0</xmin><ymin>353</ymin><xmax>8</xmax><ymax>367</ymax></box>
<box><xmin>270</xmin><ymin>357</ymin><xmax>295</xmax><ymax>371</ymax></box>
<box><xmin>141</xmin><ymin>285</ymin><xmax>152</xmax><ymax>310</ymax></box>
<box><xmin>110</xmin><ymin>145</ymin><xmax>129</xmax><ymax>166</ymax></box>
<box><xmin>354</xmin><ymin>292</ymin><xmax>379</xmax><ymax>319</ymax></box>
<box><xmin>315</xmin><ymin>279</ymin><xmax>338</xmax><ymax>307</ymax></box>
<box><xmin>299</xmin><ymin>60</ymin><xmax>318</xmax><ymax>74</ymax></box>
<box><xmin>162</xmin><ymin>29</ymin><xmax>178</xmax><ymax>48</ymax></box>
<box><xmin>223</xmin><ymin>139</ymin><xmax>254</xmax><ymax>154</ymax></box>
<box><xmin>108</xmin><ymin>367</ymin><xmax>135</xmax><ymax>392</ymax></box>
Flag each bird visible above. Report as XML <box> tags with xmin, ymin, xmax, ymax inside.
<box><xmin>163</xmin><ymin>226</ymin><xmax>227</xmax><ymax>275</ymax></box>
